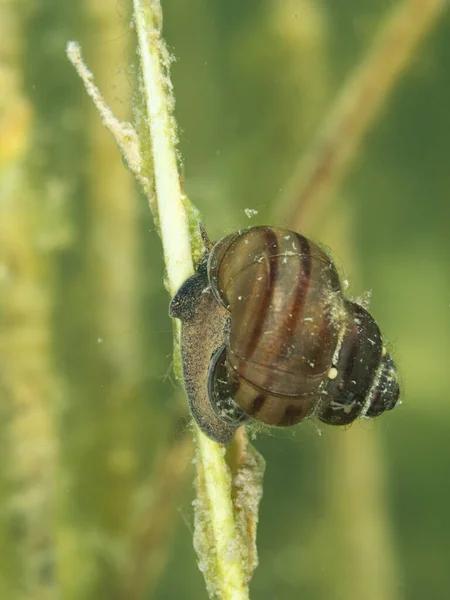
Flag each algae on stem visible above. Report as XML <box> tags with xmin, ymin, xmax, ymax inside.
<box><xmin>67</xmin><ymin>1</ymin><xmax>266</xmax><ymax>598</ymax></box>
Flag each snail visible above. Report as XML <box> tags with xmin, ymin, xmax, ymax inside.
<box><xmin>169</xmin><ymin>225</ymin><xmax>400</xmax><ymax>445</ymax></box>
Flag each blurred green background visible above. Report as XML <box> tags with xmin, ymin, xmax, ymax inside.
<box><xmin>1</xmin><ymin>1</ymin><xmax>449</xmax><ymax>599</ymax></box>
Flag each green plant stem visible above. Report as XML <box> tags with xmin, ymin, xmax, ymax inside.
<box><xmin>132</xmin><ymin>3</ymin><xmax>251</xmax><ymax>597</ymax></box>
<box><xmin>133</xmin><ymin>0</ymin><xmax>193</xmax><ymax>295</ymax></box>
<box><xmin>195</xmin><ymin>435</ymin><xmax>249</xmax><ymax>600</ymax></box>
<box><xmin>68</xmin><ymin>1</ymin><xmax>257</xmax><ymax>598</ymax></box>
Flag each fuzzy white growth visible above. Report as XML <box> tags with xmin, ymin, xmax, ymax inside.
<box><xmin>232</xmin><ymin>441</ymin><xmax>265</xmax><ymax>581</ymax></box>
<box><xmin>66</xmin><ymin>41</ymin><xmax>150</xmax><ymax>194</ymax></box>
<box><xmin>355</xmin><ymin>289</ymin><xmax>372</xmax><ymax>310</ymax></box>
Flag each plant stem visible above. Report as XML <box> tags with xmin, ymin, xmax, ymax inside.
<box><xmin>68</xmin><ymin>1</ymin><xmax>259</xmax><ymax>598</ymax></box>
<box><xmin>194</xmin><ymin>435</ymin><xmax>249</xmax><ymax>600</ymax></box>
<box><xmin>66</xmin><ymin>41</ymin><xmax>152</xmax><ymax>201</ymax></box>
<box><xmin>133</xmin><ymin>0</ymin><xmax>193</xmax><ymax>296</ymax></box>
<box><xmin>132</xmin><ymin>3</ymin><xmax>253</xmax><ymax>597</ymax></box>
<box><xmin>125</xmin><ymin>431</ymin><xmax>194</xmax><ymax>600</ymax></box>
<box><xmin>319</xmin><ymin>210</ymin><xmax>400</xmax><ymax>600</ymax></box>
<box><xmin>279</xmin><ymin>0</ymin><xmax>447</xmax><ymax>232</ymax></box>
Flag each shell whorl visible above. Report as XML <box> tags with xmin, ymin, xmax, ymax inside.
<box><xmin>207</xmin><ymin>226</ymin><xmax>348</xmax><ymax>426</ymax></box>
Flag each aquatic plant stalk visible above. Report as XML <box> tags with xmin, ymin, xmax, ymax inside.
<box><xmin>67</xmin><ymin>1</ymin><xmax>264</xmax><ymax>598</ymax></box>
<box><xmin>318</xmin><ymin>211</ymin><xmax>400</xmax><ymax>600</ymax></box>
<box><xmin>280</xmin><ymin>0</ymin><xmax>447</xmax><ymax>232</ymax></box>
<box><xmin>133</xmin><ymin>0</ymin><xmax>193</xmax><ymax>294</ymax></box>
<box><xmin>125</xmin><ymin>432</ymin><xmax>194</xmax><ymax>600</ymax></box>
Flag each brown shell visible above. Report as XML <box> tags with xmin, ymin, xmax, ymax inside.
<box><xmin>207</xmin><ymin>226</ymin><xmax>346</xmax><ymax>426</ymax></box>
<box><xmin>318</xmin><ymin>302</ymin><xmax>383</xmax><ymax>425</ymax></box>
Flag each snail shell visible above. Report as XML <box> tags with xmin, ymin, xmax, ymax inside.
<box><xmin>170</xmin><ymin>226</ymin><xmax>400</xmax><ymax>444</ymax></box>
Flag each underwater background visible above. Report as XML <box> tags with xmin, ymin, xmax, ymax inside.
<box><xmin>0</xmin><ymin>1</ymin><xmax>449</xmax><ymax>599</ymax></box>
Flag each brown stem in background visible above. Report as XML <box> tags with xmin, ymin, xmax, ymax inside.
<box><xmin>316</xmin><ymin>211</ymin><xmax>401</xmax><ymax>600</ymax></box>
<box><xmin>59</xmin><ymin>4</ymin><xmax>143</xmax><ymax>595</ymax></box>
<box><xmin>86</xmin><ymin>0</ymin><xmax>142</xmax><ymax>395</ymax></box>
<box><xmin>124</xmin><ymin>430</ymin><xmax>194</xmax><ymax>600</ymax></box>
<box><xmin>280</xmin><ymin>0</ymin><xmax>446</xmax><ymax>233</ymax></box>
<box><xmin>327</xmin><ymin>427</ymin><xmax>401</xmax><ymax>600</ymax></box>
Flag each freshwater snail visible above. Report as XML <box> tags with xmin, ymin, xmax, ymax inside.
<box><xmin>169</xmin><ymin>225</ymin><xmax>400</xmax><ymax>445</ymax></box>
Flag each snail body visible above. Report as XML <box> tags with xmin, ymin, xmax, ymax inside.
<box><xmin>170</xmin><ymin>226</ymin><xmax>400</xmax><ymax>444</ymax></box>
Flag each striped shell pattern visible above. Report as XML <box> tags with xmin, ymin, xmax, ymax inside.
<box><xmin>170</xmin><ymin>226</ymin><xmax>400</xmax><ymax>444</ymax></box>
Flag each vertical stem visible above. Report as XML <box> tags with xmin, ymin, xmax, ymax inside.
<box><xmin>132</xmin><ymin>2</ymin><xmax>251</xmax><ymax>598</ymax></box>
<box><xmin>319</xmin><ymin>210</ymin><xmax>400</xmax><ymax>600</ymax></box>
<box><xmin>194</xmin><ymin>436</ymin><xmax>248</xmax><ymax>600</ymax></box>
<box><xmin>87</xmin><ymin>3</ymin><xmax>139</xmax><ymax>378</ymax></box>
<box><xmin>68</xmin><ymin>4</ymin><xmax>263</xmax><ymax>598</ymax></box>
<box><xmin>59</xmin><ymin>5</ymin><xmax>141</xmax><ymax>598</ymax></box>
<box><xmin>124</xmin><ymin>432</ymin><xmax>193</xmax><ymax>600</ymax></box>
<box><xmin>133</xmin><ymin>0</ymin><xmax>193</xmax><ymax>295</ymax></box>
<box><xmin>327</xmin><ymin>427</ymin><xmax>400</xmax><ymax>600</ymax></box>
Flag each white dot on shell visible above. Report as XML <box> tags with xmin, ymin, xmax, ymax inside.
<box><xmin>328</xmin><ymin>367</ymin><xmax>338</xmax><ymax>380</ymax></box>
<box><xmin>382</xmin><ymin>346</ymin><xmax>387</xmax><ymax>357</ymax></box>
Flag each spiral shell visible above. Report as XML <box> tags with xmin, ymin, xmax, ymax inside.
<box><xmin>170</xmin><ymin>225</ymin><xmax>400</xmax><ymax>444</ymax></box>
